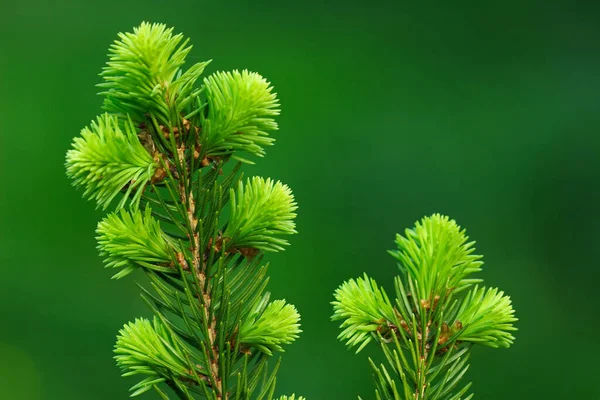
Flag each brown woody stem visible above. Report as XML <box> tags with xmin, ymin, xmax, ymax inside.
<box><xmin>177</xmin><ymin>139</ymin><xmax>225</xmax><ymax>400</ymax></box>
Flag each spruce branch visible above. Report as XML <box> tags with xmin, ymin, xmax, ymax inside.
<box><xmin>388</xmin><ymin>214</ymin><xmax>483</xmax><ymax>300</ymax></box>
<box><xmin>203</xmin><ymin>70</ymin><xmax>280</xmax><ymax>161</ymax></box>
<box><xmin>66</xmin><ymin>113</ymin><xmax>157</xmax><ymax>210</ymax></box>
<box><xmin>332</xmin><ymin>214</ymin><xmax>517</xmax><ymax>399</ymax></box>
<box><xmin>96</xmin><ymin>207</ymin><xmax>175</xmax><ymax>279</ymax></box>
<box><xmin>115</xmin><ymin>317</ymin><xmax>198</xmax><ymax>397</ymax></box>
<box><xmin>332</xmin><ymin>274</ymin><xmax>397</xmax><ymax>353</ymax></box>
<box><xmin>225</xmin><ymin>177</ymin><xmax>298</xmax><ymax>253</ymax></box>
<box><xmin>99</xmin><ymin>22</ymin><xmax>194</xmax><ymax>125</ymax></box>
<box><xmin>239</xmin><ymin>299</ymin><xmax>302</xmax><ymax>356</ymax></box>
<box><xmin>454</xmin><ymin>286</ymin><xmax>517</xmax><ymax>348</ymax></box>
<box><xmin>66</xmin><ymin>22</ymin><xmax>304</xmax><ymax>400</ymax></box>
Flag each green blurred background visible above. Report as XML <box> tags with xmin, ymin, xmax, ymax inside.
<box><xmin>1</xmin><ymin>0</ymin><xmax>599</xmax><ymax>398</ymax></box>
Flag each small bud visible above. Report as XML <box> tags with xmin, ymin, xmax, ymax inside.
<box><xmin>400</xmin><ymin>320</ymin><xmax>410</xmax><ymax>333</ymax></box>
<box><xmin>441</xmin><ymin>322</ymin><xmax>449</xmax><ymax>333</ymax></box>
<box><xmin>238</xmin><ymin>247</ymin><xmax>260</xmax><ymax>259</ymax></box>
<box><xmin>240</xmin><ymin>347</ymin><xmax>252</xmax><ymax>355</ymax></box>
<box><xmin>151</xmin><ymin>168</ymin><xmax>166</xmax><ymax>183</ymax></box>
<box><xmin>433</xmin><ymin>295</ymin><xmax>441</xmax><ymax>309</ymax></box>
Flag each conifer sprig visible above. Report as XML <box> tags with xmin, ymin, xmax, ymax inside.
<box><xmin>225</xmin><ymin>177</ymin><xmax>298</xmax><ymax>252</ymax></box>
<box><xmin>96</xmin><ymin>207</ymin><xmax>174</xmax><ymax>279</ymax></box>
<box><xmin>66</xmin><ymin>22</ymin><xmax>303</xmax><ymax>400</ymax></box>
<box><xmin>66</xmin><ymin>113</ymin><xmax>157</xmax><ymax>210</ymax></box>
<box><xmin>99</xmin><ymin>22</ymin><xmax>193</xmax><ymax>124</ymax></box>
<box><xmin>203</xmin><ymin>70</ymin><xmax>280</xmax><ymax>160</ymax></box>
<box><xmin>454</xmin><ymin>286</ymin><xmax>517</xmax><ymax>348</ymax></box>
<box><xmin>388</xmin><ymin>214</ymin><xmax>483</xmax><ymax>299</ymax></box>
<box><xmin>332</xmin><ymin>214</ymin><xmax>517</xmax><ymax>399</ymax></box>
<box><xmin>239</xmin><ymin>299</ymin><xmax>302</xmax><ymax>356</ymax></box>
<box><xmin>115</xmin><ymin>317</ymin><xmax>194</xmax><ymax>397</ymax></box>
<box><xmin>332</xmin><ymin>274</ymin><xmax>397</xmax><ymax>353</ymax></box>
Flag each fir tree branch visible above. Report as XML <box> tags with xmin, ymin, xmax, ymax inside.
<box><xmin>239</xmin><ymin>299</ymin><xmax>302</xmax><ymax>355</ymax></box>
<box><xmin>332</xmin><ymin>274</ymin><xmax>398</xmax><ymax>353</ymax></box>
<box><xmin>203</xmin><ymin>70</ymin><xmax>280</xmax><ymax>161</ymax></box>
<box><xmin>96</xmin><ymin>207</ymin><xmax>175</xmax><ymax>279</ymax></box>
<box><xmin>332</xmin><ymin>214</ymin><xmax>517</xmax><ymax>399</ymax></box>
<box><xmin>66</xmin><ymin>22</ymin><xmax>305</xmax><ymax>400</ymax></box>
<box><xmin>66</xmin><ymin>113</ymin><xmax>158</xmax><ymax>210</ymax></box>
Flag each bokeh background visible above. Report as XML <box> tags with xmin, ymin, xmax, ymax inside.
<box><xmin>1</xmin><ymin>1</ymin><xmax>599</xmax><ymax>398</ymax></box>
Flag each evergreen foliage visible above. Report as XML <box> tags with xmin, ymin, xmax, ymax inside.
<box><xmin>115</xmin><ymin>317</ymin><xmax>193</xmax><ymax>397</ymax></box>
<box><xmin>203</xmin><ymin>70</ymin><xmax>279</xmax><ymax>160</ymax></box>
<box><xmin>96</xmin><ymin>207</ymin><xmax>174</xmax><ymax>279</ymax></box>
<box><xmin>66</xmin><ymin>22</ymin><xmax>303</xmax><ymax>400</ymax></box>
<box><xmin>332</xmin><ymin>274</ymin><xmax>396</xmax><ymax>353</ymax></box>
<box><xmin>225</xmin><ymin>177</ymin><xmax>298</xmax><ymax>252</ymax></box>
<box><xmin>332</xmin><ymin>214</ymin><xmax>517</xmax><ymax>399</ymax></box>
<box><xmin>239</xmin><ymin>299</ymin><xmax>302</xmax><ymax>356</ymax></box>
<box><xmin>98</xmin><ymin>22</ymin><xmax>197</xmax><ymax>124</ymax></box>
<box><xmin>66</xmin><ymin>113</ymin><xmax>157</xmax><ymax>210</ymax></box>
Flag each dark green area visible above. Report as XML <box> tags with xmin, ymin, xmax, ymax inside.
<box><xmin>1</xmin><ymin>1</ymin><xmax>599</xmax><ymax>398</ymax></box>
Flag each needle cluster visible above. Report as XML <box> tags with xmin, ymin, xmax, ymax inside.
<box><xmin>66</xmin><ymin>22</ymin><xmax>303</xmax><ymax>400</ymax></box>
<box><xmin>332</xmin><ymin>214</ymin><xmax>517</xmax><ymax>399</ymax></box>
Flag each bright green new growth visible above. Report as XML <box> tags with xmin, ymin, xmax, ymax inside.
<box><xmin>332</xmin><ymin>214</ymin><xmax>517</xmax><ymax>399</ymax></box>
<box><xmin>204</xmin><ymin>70</ymin><xmax>279</xmax><ymax>160</ymax></box>
<box><xmin>455</xmin><ymin>286</ymin><xmax>517</xmax><ymax>348</ymax></box>
<box><xmin>97</xmin><ymin>208</ymin><xmax>174</xmax><ymax>279</ymax></box>
<box><xmin>332</xmin><ymin>275</ymin><xmax>396</xmax><ymax>353</ymax></box>
<box><xmin>66</xmin><ymin>22</ymin><xmax>303</xmax><ymax>400</ymax></box>
<box><xmin>116</xmin><ymin>317</ymin><xmax>192</xmax><ymax>397</ymax></box>
<box><xmin>239</xmin><ymin>299</ymin><xmax>302</xmax><ymax>356</ymax></box>
<box><xmin>389</xmin><ymin>215</ymin><xmax>483</xmax><ymax>298</ymax></box>
<box><xmin>225</xmin><ymin>177</ymin><xmax>298</xmax><ymax>252</ymax></box>
<box><xmin>66</xmin><ymin>113</ymin><xmax>156</xmax><ymax>210</ymax></box>
<box><xmin>99</xmin><ymin>23</ymin><xmax>200</xmax><ymax>124</ymax></box>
